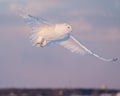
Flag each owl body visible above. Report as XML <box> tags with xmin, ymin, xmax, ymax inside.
<box><xmin>32</xmin><ymin>23</ymin><xmax>72</xmax><ymax>47</ymax></box>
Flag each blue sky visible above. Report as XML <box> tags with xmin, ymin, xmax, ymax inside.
<box><xmin>0</xmin><ymin>0</ymin><xmax>120</xmax><ymax>89</ymax></box>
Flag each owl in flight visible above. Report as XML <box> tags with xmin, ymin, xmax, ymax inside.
<box><xmin>20</xmin><ymin>12</ymin><xmax>118</xmax><ymax>62</ymax></box>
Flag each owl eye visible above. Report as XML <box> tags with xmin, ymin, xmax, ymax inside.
<box><xmin>67</xmin><ymin>26</ymin><xmax>70</xmax><ymax>29</ymax></box>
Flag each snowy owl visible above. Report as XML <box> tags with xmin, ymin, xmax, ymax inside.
<box><xmin>20</xmin><ymin>13</ymin><xmax>118</xmax><ymax>62</ymax></box>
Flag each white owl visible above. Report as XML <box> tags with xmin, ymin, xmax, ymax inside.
<box><xmin>20</xmin><ymin>13</ymin><xmax>118</xmax><ymax>62</ymax></box>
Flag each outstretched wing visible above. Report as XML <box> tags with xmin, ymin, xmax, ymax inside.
<box><xmin>19</xmin><ymin>10</ymin><xmax>52</xmax><ymax>28</ymax></box>
<box><xmin>25</xmin><ymin>14</ymin><xmax>52</xmax><ymax>27</ymax></box>
<box><xmin>60</xmin><ymin>35</ymin><xmax>91</xmax><ymax>55</ymax></box>
<box><xmin>19</xmin><ymin>9</ymin><xmax>54</xmax><ymax>46</ymax></box>
<box><xmin>60</xmin><ymin>36</ymin><xmax>118</xmax><ymax>62</ymax></box>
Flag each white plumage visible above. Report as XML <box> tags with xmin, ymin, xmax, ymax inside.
<box><xmin>20</xmin><ymin>12</ymin><xmax>118</xmax><ymax>62</ymax></box>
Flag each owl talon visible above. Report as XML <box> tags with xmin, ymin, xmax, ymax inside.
<box><xmin>40</xmin><ymin>39</ymin><xmax>47</xmax><ymax>47</ymax></box>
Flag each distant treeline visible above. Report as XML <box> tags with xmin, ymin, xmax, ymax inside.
<box><xmin>0</xmin><ymin>88</ymin><xmax>120</xmax><ymax>96</ymax></box>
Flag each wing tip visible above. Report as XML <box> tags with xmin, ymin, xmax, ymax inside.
<box><xmin>112</xmin><ymin>58</ymin><xmax>118</xmax><ymax>62</ymax></box>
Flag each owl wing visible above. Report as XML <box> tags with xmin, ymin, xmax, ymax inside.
<box><xmin>60</xmin><ymin>35</ymin><xmax>91</xmax><ymax>55</ymax></box>
<box><xmin>19</xmin><ymin>9</ymin><xmax>54</xmax><ymax>47</ymax></box>
<box><xmin>19</xmin><ymin>9</ymin><xmax>52</xmax><ymax>28</ymax></box>
<box><xmin>60</xmin><ymin>35</ymin><xmax>117</xmax><ymax>62</ymax></box>
<box><xmin>24</xmin><ymin>14</ymin><xmax>52</xmax><ymax>27</ymax></box>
